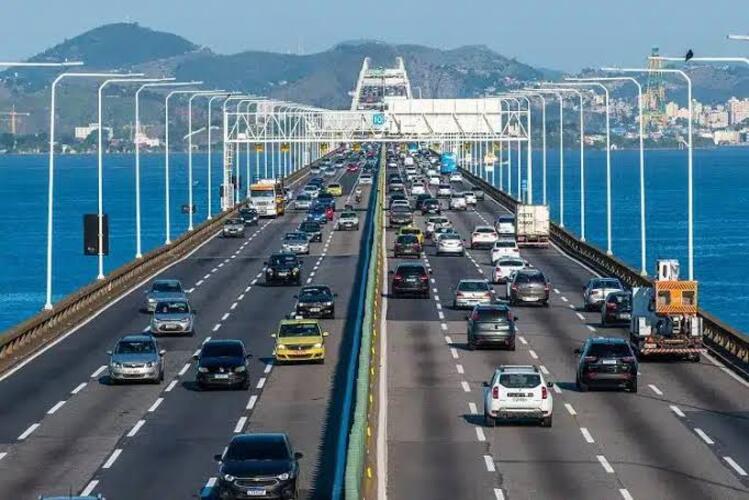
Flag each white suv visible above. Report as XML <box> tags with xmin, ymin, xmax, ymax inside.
<box><xmin>483</xmin><ymin>365</ymin><xmax>553</xmax><ymax>427</ymax></box>
<box><xmin>490</xmin><ymin>239</ymin><xmax>520</xmax><ymax>264</ymax></box>
<box><xmin>470</xmin><ymin>226</ymin><xmax>498</xmax><ymax>249</ymax></box>
<box><xmin>449</xmin><ymin>193</ymin><xmax>467</xmax><ymax>211</ymax></box>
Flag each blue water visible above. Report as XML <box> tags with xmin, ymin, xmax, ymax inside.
<box><xmin>0</xmin><ymin>151</ymin><xmax>296</xmax><ymax>331</ymax></box>
<box><xmin>482</xmin><ymin>147</ymin><xmax>749</xmax><ymax>333</ymax></box>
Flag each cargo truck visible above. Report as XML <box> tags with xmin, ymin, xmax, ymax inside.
<box><xmin>514</xmin><ymin>204</ymin><xmax>549</xmax><ymax>247</ymax></box>
<box><xmin>629</xmin><ymin>259</ymin><xmax>702</xmax><ymax>361</ymax></box>
<box><xmin>250</xmin><ymin>179</ymin><xmax>285</xmax><ymax>217</ymax></box>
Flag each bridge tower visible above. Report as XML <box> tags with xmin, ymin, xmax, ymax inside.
<box><xmin>350</xmin><ymin>56</ymin><xmax>413</xmax><ymax>111</ymax></box>
<box><xmin>644</xmin><ymin>47</ymin><xmax>667</xmax><ymax>128</ymax></box>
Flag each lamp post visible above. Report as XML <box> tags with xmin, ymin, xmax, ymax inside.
<box><xmin>207</xmin><ymin>94</ymin><xmax>239</xmax><ymax>220</ymax></box>
<box><xmin>517</xmin><ymin>91</ymin><xmax>548</xmax><ymax>205</ymax></box>
<box><xmin>510</xmin><ymin>92</ymin><xmax>533</xmax><ymax>203</ymax></box>
<box><xmin>603</xmin><ymin>66</ymin><xmax>694</xmax><ymax>280</ymax></box>
<box><xmin>567</xmin><ymin>76</ymin><xmax>647</xmax><ymax>274</ymax></box>
<box><xmin>221</xmin><ymin>96</ymin><xmax>257</xmax><ymax>210</ymax></box>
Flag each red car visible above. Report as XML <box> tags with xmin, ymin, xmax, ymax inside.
<box><xmin>325</xmin><ymin>206</ymin><xmax>335</xmax><ymax>221</ymax></box>
<box><xmin>346</xmin><ymin>163</ymin><xmax>360</xmax><ymax>172</ymax></box>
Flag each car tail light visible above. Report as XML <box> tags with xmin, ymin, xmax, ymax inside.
<box><xmin>606</xmin><ymin>302</ymin><xmax>617</xmax><ymax>310</ymax></box>
<box><xmin>492</xmin><ymin>386</ymin><xmax>499</xmax><ymax>399</ymax></box>
<box><xmin>420</xmin><ymin>275</ymin><xmax>428</xmax><ymax>282</ymax></box>
<box><xmin>541</xmin><ymin>386</ymin><xmax>548</xmax><ymax>399</ymax></box>
<box><xmin>393</xmin><ymin>274</ymin><xmax>403</xmax><ymax>281</ymax></box>
<box><xmin>456</xmin><ymin>292</ymin><xmax>465</xmax><ymax>297</ymax></box>
<box><xmin>544</xmin><ymin>284</ymin><xmax>550</xmax><ymax>292</ymax></box>
<box><xmin>621</xmin><ymin>356</ymin><xmax>635</xmax><ymax>363</ymax></box>
<box><xmin>511</xmin><ymin>285</ymin><xmax>518</xmax><ymax>291</ymax></box>
<box><xmin>470</xmin><ymin>311</ymin><xmax>479</xmax><ymax>321</ymax></box>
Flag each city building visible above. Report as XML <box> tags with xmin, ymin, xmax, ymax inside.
<box><xmin>74</xmin><ymin>123</ymin><xmax>113</xmax><ymax>141</ymax></box>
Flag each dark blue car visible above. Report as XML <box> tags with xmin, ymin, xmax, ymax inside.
<box><xmin>306</xmin><ymin>208</ymin><xmax>327</xmax><ymax>224</ymax></box>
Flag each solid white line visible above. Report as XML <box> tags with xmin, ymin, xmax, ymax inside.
<box><xmin>47</xmin><ymin>401</ymin><xmax>66</xmax><ymax>415</ymax></box>
<box><xmin>90</xmin><ymin>365</ymin><xmax>107</xmax><ymax>378</ymax></box>
<box><xmin>564</xmin><ymin>403</ymin><xmax>577</xmax><ymax>416</ymax></box>
<box><xmin>483</xmin><ymin>455</ymin><xmax>496</xmax><ymax>472</ymax></box>
<box><xmin>234</xmin><ymin>416</ymin><xmax>248</xmax><ymax>433</ymax></box>
<box><xmin>597</xmin><ymin>455</ymin><xmax>615</xmax><ymax>473</ymax></box>
<box><xmin>165</xmin><ymin>379</ymin><xmax>178</xmax><ymax>392</ymax></box>
<box><xmin>461</xmin><ymin>381</ymin><xmax>471</xmax><ymax>392</ymax></box>
<box><xmin>560</xmin><ymin>296</ymin><xmax>568</xmax><ymax>302</ymax></box>
<box><xmin>179</xmin><ymin>363</ymin><xmax>191</xmax><ymax>376</ymax></box>
<box><xmin>247</xmin><ymin>395</ymin><xmax>258</xmax><ymax>410</ymax></box>
<box><xmin>450</xmin><ymin>348</ymin><xmax>459</xmax><ymax>359</ymax></box>
<box><xmin>127</xmin><ymin>419</ymin><xmax>146</xmax><ymax>438</ymax></box>
<box><xmin>456</xmin><ymin>364</ymin><xmax>464</xmax><ymax>374</ymax></box>
<box><xmin>256</xmin><ymin>377</ymin><xmax>266</xmax><ymax>389</ymax></box>
<box><xmin>102</xmin><ymin>448</ymin><xmax>122</xmax><ymax>469</ymax></box>
<box><xmin>648</xmin><ymin>384</ymin><xmax>663</xmax><ymax>396</ymax></box>
<box><xmin>670</xmin><ymin>405</ymin><xmax>686</xmax><ymax>418</ymax></box>
<box><xmin>494</xmin><ymin>489</ymin><xmax>506</xmax><ymax>500</ymax></box>
<box><xmin>221</xmin><ymin>313</ymin><xmax>230</xmax><ymax>321</ymax></box>
<box><xmin>148</xmin><ymin>398</ymin><xmax>164</xmax><ymax>412</ymax></box>
<box><xmin>518</xmin><ymin>336</ymin><xmax>528</xmax><ymax>345</ymax></box>
<box><xmin>619</xmin><ymin>489</ymin><xmax>634</xmax><ymax>500</ymax></box>
<box><xmin>724</xmin><ymin>456</ymin><xmax>748</xmax><ymax>476</ymax></box>
<box><xmin>264</xmin><ymin>363</ymin><xmax>273</xmax><ymax>374</ymax></box>
<box><xmin>528</xmin><ymin>349</ymin><xmax>538</xmax><ymax>360</ymax></box>
<box><xmin>575</xmin><ymin>312</ymin><xmax>585</xmax><ymax>321</ymax></box>
<box><xmin>475</xmin><ymin>427</ymin><xmax>486</xmax><ymax>442</ymax></box>
<box><xmin>469</xmin><ymin>402</ymin><xmax>478</xmax><ymax>415</ymax></box>
<box><xmin>18</xmin><ymin>423</ymin><xmax>39</xmax><ymax>440</ymax></box>
<box><xmin>580</xmin><ymin>427</ymin><xmax>595</xmax><ymax>444</ymax></box>
<box><xmin>694</xmin><ymin>428</ymin><xmax>715</xmax><ymax>445</ymax></box>
<box><xmin>80</xmin><ymin>480</ymin><xmax>99</xmax><ymax>496</ymax></box>
<box><xmin>212</xmin><ymin>324</ymin><xmax>221</xmax><ymax>332</ymax></box>
<box><xmin>71</xmin><ymin>382</ymin><xmax>87</xmax><ymax>395</ymax></box>
<box><xmin>539</xmin><ymin>365</ymin><xmax>550</xmax><ymax>375</ymax></box>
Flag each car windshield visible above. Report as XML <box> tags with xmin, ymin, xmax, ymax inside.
<box><xmin>300</xmin><ymin>222</ymin><xmax>319</xmax><ymax>232</ymax></box>
<box><xmin>299</xmin><ymin>287</ymin><xmax>331</xmax><ymax>301</ymax></box>
<box><xmin>116</xmin><ymin>340</ymin><xmax>156</xmax><ymax>354</ymax></box>
<box><xmin>202</xmin><ymin>342</ymin><xmax>243</xmax><ymax>358</ymax></box>
<box><xmin>151</xmin><ymin>281</ymin><xmax>181</xmax><ymax>293</ymax></box>
<box><xmin>499</xmin><ymin>373</ymin><xmax>540</xmax><ymax>389</ymax></box>
<box><xmin>494</xmin><ymin>241</ymin><xmax>516</xmax><ymax>248</ymax></box>
<box><xmin>458</xmin><ymin>281</ymin><xmax>489</xmax><ymax>292</ymax></box>
<box><xmin>284</xmin><ymin>233</ymin><xmax>307</xmax><ymax>242</ymax></box>
<box><xmin>270</xmin><ymin>255</ymin><xmax>298</xmax><ymax>266</ymax></box>
<box><xmin>279</xmin><ymin>323</ymin><xmax>321</xmax><ymax>338</ymax></box>
<box><xmin>587</xmin><ymin>342</ymin><xmax>632</xmax><ymax>358</ymax></box>
<box><xmin>155</xmin><ymin>301</ymin><xmax>189</xmax><ymax>314</ymax></box>
<box><xmin>226</xmin><ymin>437</ymin><xmax>290</xmax><ymax>461</ymax></box>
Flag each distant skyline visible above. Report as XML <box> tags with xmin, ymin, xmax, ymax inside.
<box><xmin>1</xmin><ymin>0</ymin><xmax>748</xmax><ymax>72</ymax></box>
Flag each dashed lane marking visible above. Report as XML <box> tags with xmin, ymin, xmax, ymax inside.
<box><xmin>234</xmin><ymin>416</ymin><xmax>248</xmax><ymax>433</ymax></box>
<box><xmin>619</xmin><ymin>489</ymin><xmax>634</xmax><ymax>500</ymax></box>
<box><xmin>178</xmin><ymin>363</ymin><xmax>191</xmax><ymax>376</ymax></box>
<box><xmin>195</xmin><ymin>279</ymin><xmax>204</xmax><ymax>286</ymax></box>
<box><xmin>440</xmin><ymin>323</ymin><xmax>448</xmax><ymax>331</ymax></box>
<box><xmin>71</xmin><ymin>382</ymin><xmax>87</xmax><ymax>395</ymax></box>
<box><xmin>587</xmin><ymin>325</ymin><xmax>597</xmax><ymax>332</ymax></box>
<box><xmin>165</xmin><ymin>380</ymin><xmax>178</xmax><ymax>392</ymax></box>
<box><xmin>256</xmin><ymin>377</ymin><xmax>267</xmax><ymax>389</ymax></box>
<box><xmin>580</xmin><ymin>427</ymin><xmax>595</xmax><ymax>444</ymax></box>
<box><xmin>553</xmin><ymin>288</ymin><xmax>560</xmax><ymax>294</ymax></box>
<box><xmin>561</xmin><ymin>296</ymin><xmax>568</xmax><ymax>302</ymax></box>
<box><xmin>648</xmin><ymin>384</ymin><xmax>663</xmax><ymax>396</ymax></box>
<box><xmin>475</xmin><ymin>427</ymin><xmax>486</xmax><ymax>442</ymax></box>
<box><xmin>539</xmin><ymin>365</ymin><xmax>550</xmax><ymax>375</ymax></box>
<box><xmin>597</xmin><ymin>455</ymin><xmax>615</xmax><ymax>473</ymax></box>
<box><xmin>102</xmin><ymin>448</ymin><xmax>122</xmax><ymax>469</ymax></box>
<box><xmin>450</xmin><ymin>348</ymin><xmax>459</xmax><ymax>359</ymax></box>
<box><xmin>461</xmin><ymin>381</ymin><xmax>471</xmax><ymax>392</ymax></box>
<box><xmin>484</xmin><ymin>455</ymin><xmax>496</xmax><ymax>472</ymax></box>
<box><xmin>47</xmin><ymin>401</ymin><xmax>65</xmax><ymax>415</ymax></box>
<box><xmin>575</xmin><ymin>312</ymin><xmax>586</xmax><ymax>321</ymax></box>
<box><xmin>564</xmin><ymin>403</ymin><xmax>577</xmax><ymax>416</ymax></box>
<box><xmin>81</xmin><ymin>481</ymin><xmax>98</xmax><ymax>496</ymax></box>
<box><xmin>456</xmin><ymin>364</ymin><xmax>464</xmax><ymax>374</ymax></box>
<box><xmin>670</xmin><ymin>405</ymin><xmax>686</xmax><ymax>418</ymax></box>
<box><xmin>518</xmin><ymin>336</ymin><xmax>528</xmax><ymax>345</ymax></box>
<box><xmin>469</xmin><ymin>402</ymin><xmax>478</xmax><ymax>415</ymax></box>
<box><xmin>212</xmin><ymin>324</ymin><xmax>222</xmax><ymax>332</ymax></box>
<box><xmin>148</xmin><ymin>398</ymin><xmax>164</xmax><ymax>412</ymax></box>
<box><xmin>90</xmin><ymin>365</ymin><xmax>107</xmax><ymax>379</ymax></box>
<box><xmin>247</xmin><ymin>395</ymin><xmax>258</xmax><ymax>410</ymax></box>
<box><xmin>264</xmin><ymin>363</ymin><xmax>273</xmax><ymax>374</ymax></box>
<box><xmin>528</xmin><ymin>349</ymin><xmax>538</xmax><ymax>360</ymax></box>
<box><xmin>494</xmin><ymin>489</ymin><xmax>506</xmax><ymax>500</ymax></box>
<box><xmin>694</xmin><ymin>428</ymin><xmax>715</xmax><ymax>445</ymax></box>
<box><xmin>221</xmin><ymin>312</ymin><xmax>230</xmax><ymax>321</ymax></box>
<box><xmin>127</xmin><ymin>419</ymin><xmax>146</xmax><ymax>438</ymax></box>
<box><xmin>724</xmin><ymin>456</ymin><xmax>748</xmax><ymax>476</ymax></box>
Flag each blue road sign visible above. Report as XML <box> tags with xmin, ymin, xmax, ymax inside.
<box><xmin>372</xmin><ymin>113</ymin><xmax>385</xmax><ymax>126</ymax></box>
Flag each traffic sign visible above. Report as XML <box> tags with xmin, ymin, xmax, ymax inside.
<box><xmin>255</xmin><ymin>144</ymin><xmax>264</xmax><ymax>152</ymax></box>
<box><xmin>372</xmin><ymin>113</ymin><xmax>385</xmax><ymax>126</ymax></box>
<box><xmin>281</xmin><ymin>143</ymin><xmax>290</xmax><ymax>153</ymax></box>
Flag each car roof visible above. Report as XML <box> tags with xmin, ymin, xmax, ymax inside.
<box><xmin>474</xmin><ymin>225</ymin><xmax>494</xmax><ymax>230</ymax></box>
<box><xmin>588</xmin><ymin>336</ymin><xmax>629</xmax><ymax>345</ymax></box>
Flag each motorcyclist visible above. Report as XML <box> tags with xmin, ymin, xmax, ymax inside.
<box><xmin>355</xmin><ymin>187</ymin><xmax>362</xmax><ymax>203</ymax></box>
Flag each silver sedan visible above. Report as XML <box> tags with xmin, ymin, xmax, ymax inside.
<box><xmin>107</xmin><ymin>335</ymin><xmax>165</xmax><ymax>384</ymax></box>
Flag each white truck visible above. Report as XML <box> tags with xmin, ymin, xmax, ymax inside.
<box><xmin>515</xmin><ymin>204</ymin><xmax>549</xmax><ymax>247</ymax></box>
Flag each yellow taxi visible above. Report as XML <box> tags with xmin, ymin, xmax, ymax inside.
<box><xmin>326</xmin><ymin>183</ymin><xmax>343</xmax><ymax>197</ymax></box>
<box><xmin>272</xmin><ymin>319</ymin><xmax>329</xmax><ymax>364</ymax></box>
<box><xmin>398</xmin><ymin>226</ymin><xmax>425</xmax><ymax>246</ymax></box>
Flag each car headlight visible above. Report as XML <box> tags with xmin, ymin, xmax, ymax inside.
<box><xmin>146</xmin><ymin>361</ymin><xmax>154</xmax><ymax>368</ymax></box>
<box><xmin>234</xmin><ymin>365</ymin><xmax>246</xmax><ymax>373</ymax></box>
<box><xmin>111</xmin><ymin>362</ymin><xmax>122</xmax><ymax>368</ymax></box>
<box><xmin>324</xmin><ymin>301</ymin><xmax>333</xmax><ymax>306</ymax></box>
<box><xmin>277</xmin><ymin>344</ymin><xmax>286</xmax><ymax>350</ymax></box>
<box><xmin>292</xmin><ymin>267</ymin><xmax>300</xmax><ymax>274</ymax></box>
<box><xmin>313</xmin><ymin>343</ymin><xmax>323</xmax><ymax>349</ymax></box>
<box><xmin>277</xmin><ymin>472</ymin><xmax>290</xmax><ymax>481</ymax></box>
<box><xmin>267</xmin><ymin>268</ymin><xmax>274</xmax><ymax>275</ymax></box>
<box><xmin>198</xmin><ymin>367</ymin><xmax>209</xmax><ymax>373</ymax></box>
<box><xmin>222</xmin><ymin>473</ymin><xmax>236</xmax><ymax>482</ymax></box>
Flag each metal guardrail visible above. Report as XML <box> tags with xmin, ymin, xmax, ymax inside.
<box><xmin>0</xmin><ymin>165</ymin><xmax>311</xmax><ymax>374</ymax></box>
<box><xmin>461</xmin><ymin>167</ymin><xmax>749</xmax><ymax>370</ymax></box>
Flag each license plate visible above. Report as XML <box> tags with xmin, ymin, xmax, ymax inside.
<box><xmin>310</xmin><ymin>308</ymin><xmax>321</xmax><ymax>312</ymax></box>
<box><xmin>214</xmin><ymin>374</ymin><xmax>230</xmax><ymax>379</ymax></box>
<box><xmin>277</xmin><ymin>272</ymin><xmax>288</xmax><ymax>277</ymax></box>
<box><xmin>619</xmin><ymin>313</ymin><xmax>631</xmax><ymax>319</ymax></box>
<box><xmin>246</xmin><ymin>489</ymin><xmax>266</xmax><ymax>496</ymax></box>
<box><xmin>522</xmin><ymin>296</ymin><xmax>537</xmax><ymax>302</ymax></box>
<box><xmin>602</xmin><ymin>359</ymin><xmax>617</xmax><ymax>365</ymax></box>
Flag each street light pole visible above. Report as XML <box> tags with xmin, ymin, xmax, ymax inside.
<box><xmin>511</xmin><ymin>93</ymin><xmax>533</xmax><ymax>203</ymax></box>
<box><xmin>208</xmin><ymin>94</ymin><xmax>237</xmax><ymax>220</ymax></box>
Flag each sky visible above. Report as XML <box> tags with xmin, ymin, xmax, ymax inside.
<box><xmin>1</xmin><ymin>0</ymin><xmax>748</xmax><ymax>72</ymax></box>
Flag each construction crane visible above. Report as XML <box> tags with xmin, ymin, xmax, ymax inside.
<box><xmin>0</xmin><ymin>105</ymin><xmax>30</xmax><ymax>135</ymax></box>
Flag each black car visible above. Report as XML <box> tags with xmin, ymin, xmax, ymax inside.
<box><xmin>575</xmin><ymin>337</ymin><xmax>638</xmax><ymax>392</ymax></box>
<box><xmin>394</xmin><ymin>234</ymin><xmax>422</xmax><ymax>258</ymax></box>
<box><xmin>265</xmin><ymin>253</ymin><xmax>303</xmax><ymax>285</ymax></box>
<box><xmin>389</xmin><ymin>206</ymin><xmax>413</xmax><ymax>227</ymax></box>
<box><xmin>214</xmin><ymin>433</ymin><xmax>302</xmax><ymax>500</ymax></box>
<box><xmin>195</xmin><ymin>340</ymin><xmax>251</xmax><ymax>390</ymax></box>
<box><xmin>414</xmin><ymin>193</ymin><xmax>431</xmax><ymax>211</ymax></box>
<box><xmin>238</xmin><ymin>207</ymin><xmax>259</xmax><ymax>226</ymax></box>
<box><xmin>390</xmin><ymin>262</ymin><xmax>430</xmax><ymax>298</ymax></box>
<box><xmin>316</xmin><ymin>192</ymin><xmax>336</xmax><ymax>211</ymax></box>
<box><xmin>601</xmin><ymin>291</ymin><xmax>632</xmax><ymax>326</ymax></box>
<box><xmin>298</xmin><ymin>221</ymin><xmax>322</xmax><ymax>242</ymax></box>
<box><xmin>309</xmin><ymin>177</ymin><xmax>325</xmax><ymax>187</ymax></box>
<box><xmin>294</xmin><ymin>285</ymin><xmax>336</xmax><ymax>319</ymax></box>
<box><xmin>421</xmin><ymin>198</ymin><xmax>441</xmax><ymax>215</ymax></box>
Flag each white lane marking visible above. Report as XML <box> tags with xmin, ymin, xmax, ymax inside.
<box><xmin>444</xmin><ymin>335</ymin><xmax>453</xmax><ymax>344</ymax></box>
<box><xmin>484</xmin><ymin>455</ymin><xmax>496</xmax><ymax>472</ymax></box>
<box><xmin>264</xmin><ymin>363</ymin><xmax>273</xmax><ymax>374</ymax></box>
<box><xmin>306</xmin><ymin>278</ymin><xmax>313</xmax><ymax>284</ymax></box>
<box><xmin>586</xmin><ymin>325</ymin><xmax>597</xmax><ymax>332</ymax></box>
<box><xmin>670</xmin><ymin>405</ymin><xmax>686</xmax><ymax>418</ymax></box>
<box><xmin>518</xmin><ymin>336</ymin><xmax>528</xmax><ymax>345</ymax></box>
<box><xmin>142</xmin><ymin>325</ymin><xmax>151</xmax><ymax>332</ymax></box>
<box><xmin>648</xmin><ymin>384</ymin><xmax>663</xmax><ymax>396</ymax></box>
<box><xmin>437</xmin><ymin>312</ymin><xmax>444</xmax><ymax>320</ymax></box>
<box><xmin>218</xmin><ymin>263</ymin><xmax>225</xmax><ymax>268</ymax></box>
<box><xmin>724</xmin><ymin>456</ymin><xmax>748</xmax><ymax>476</ymax></box>
<box><xmin>127</xmin><ymin>419</ymin><xmax>146</xmax><ymax>438</ymax></box>
<box><xmin>165</xmin><ymin>380</ymin><xmax>178</xmax><ymax>393</ymax></box>
<box><xmin>212</xmin><ymin>324</ymin><xmax>222</xmax><ymax>332</ymax></box>
<box><xmin>450</xmin><ymin>348</ymin><xmax>459</xmax><ymax>359</ymax></box>
<box><xmin>494</xmin><ymin>489</ymin><xmax>506</xmax><ymax>500</ymax></box>
<box><xmin>561</xmin><ymin>296</ymin><xmax>568</xmax><ymax>302</ymax></box>
<box><xmin>575</xmin><ymin>312</ymin><xmax>585</xmax><ymax>321</ymax></box>
<box><xmin>475</xmin><ymin>427</ymin><xmax>486</xmax><ymax>442</ymax></box>
<box><xmin>221</xmin><ymin>313</ymin><xmax>230</xmax><ymax>321</ymax></box>
<box><xmin>456</xmin><ymin>364</ymin><xmax>464</xmax><ymax>374</ymax></box>
<box><xmin>564</xmin><ymin>403</ymin><xmax>577</xmax><ymax>416</ymax></box>
<box><xmin>552</xmin><ymin>384</ymin><xmax>562</xmax><ymax>394</ymax></box>
<box><xmin>18</xmin><ymin>423</ymin><xmax>40</xmax><ymax>440</ymax></box>
<box><xmin>430</xmin><ymin>278</ymin><xmax>436</xmax><ymax>284</ymax></box>
<box><xmin>247</xmin><ymin>395</ymin><xmax>258</xmax><ymax>410</ymax></box>
<box><xmin>257</xmin><ymin>377</ymin><xmax>267</xmax><ymax>389</ymax></box>
<box><xmin>234</xmin><ymin>416</ymin><xmax>248</xmax><ymax>433</ymax></box>
<box><xmin>528</xmin><ymin>349</ymin><xmax>539</xmax><ymax>360</ymax></box>
<box><xmin>237</xmin><ymin>294</ymin><xmax>245</xmax><ymax>301</ymax></box>
<box><xmin>619</xmin><ymin>489</ymin><xmax>634</xmax><ymax>500</ymax></box>
<box><xmin>179</xmin><ymin>363</ymin><xmax>191</xmax><ymax>376</ymax></box>
<box><xmin>580</xmin><ymin>427</ymin><xmax>595</xmax><ymax>444</ymax></box>
<box><xmin>434</xmin><ymin>295</ymin><xmax>441</xmax><ymax>302</ymax></box>
<box><xmin>251</xmin><ymin>279</ymin><xmax>258</xmax><ymax>285</ymax></box>
<box><xmin>203</xmin><ymin>274</ymin><xmax>211</xmax><ymax>280</ymax></box>
<box><xmin>90</xmin><ymin>365</ymin><xmax>107</xmax><ymax>378</ymax></box>
<box><xmin>196</xmin><ymin>279</ymin><xmax>204</xmax><ymax>286</ymax></box>
<box><xmin>230</xmin><ymin>302</ymin><xmax>238</xmax><ymax>311</ymax></box>
<box><xmin>148</xmin><ymin>398</ymin><xmax>164</xmax><ymax>412</ymax></box>
<box><xmin>310</xmin><ymin>272</ymin><xmax>316</xmax><ymax>277</ymax></box>
<box><xmin>433</xmin><ymin>288</ymin><xmax>439</xmax><ymax>293</ymax></box>
<box><xmin>703</xmin><ymin>352</ymin><xmax>749</xmax><ymax>388</ymax></box>
<box><xmin>102</xmin><ymin>448</ymin><xmax>123</xmax><ymax>469</ymax></box>
<box><xmin>597</xmin><ymin>455</ymin><xmax>615</xmax><ymax>473</ymax></box>
<box><xmin>694</xmin><ymin>428</ymin><xmax>715</xmax><ymax>445</ymax></box>
<box><xmin>436</xmin><ymin>303</ymin><xmax>442</xmax><ymax>311</ymax></box>
<box><xmin>553</xmin><ymin>288</ymin><xmax>560</xmax><ymax>294</ymax></box>
<box><xmin>539</xmin><ymin>365</ymin><xmax>550</xmax><ymax>375</ymax></box>
<box><xmin>245</xmin><ymin>285</ymin><xmax>252</xmax><ymax>292</ymax></box>
<box><xmin>47</xmin><ymin>401</ymin><xmax>66</xmax><ymax>415</ymax></box>
<box><xmin>469</xmin><ymin>402</ymin><xmax>478</xmax><ymax>415</ymax></box>
<box><xmin>71</xmin><ymin>382</ymin><xmax>87</xmax><ymax>395</ymax></box>
<box><xmin>203</xmin><ymin>336</ymin><xmax>212</xmax><ymax>344</ymax></box>
<box><xmin>461</xmin><ymin>381</ymin><xmax>471</xmax><ymax>392</ymax></box>
<box><xmin>212</xmin><ymin>268</ymin><xmax>218</xmax><ymax>273</ymax></box>
<box><xmin>205</xmin><ymin>477</ymin><xmax>217</xmax><ymax>489</ymax></box>
<box><xmin>440</xmin><ymin>323</ymin><xmax>448</xmax><ymax>331</ymax></box>
<box><xmin>193</xmin><ymin>349</ymin><xmax>201</xmax><ymax>357</ymax></box>
<box><xmin>568</xmin><ymin>304</ymin><xmax>575</xmax><ymax>309</ymax></box>
<box><xmin>81</xmin><ymin>480</ymin><xmax>99</xmax><ymax>496</ymax></box>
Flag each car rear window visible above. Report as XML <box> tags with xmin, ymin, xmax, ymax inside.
<box><xmin>398</xmin><ymin>266</ymin><xmax>426</xmax><ymax>276</ymax></box>
<box><xmin>498</xmin><ymin>216</ymin><xmax>515</xmax><ymax>223</ymax></box>
<box><xmin>475</xmin><ymin>227</ymin><xmax>494</xmax><ymax>233</ymax></box>
<box><xmin>499</xmin><ymin>259</ymin><xmax>524</xmax><ymax>267</ymax></box>
<box><xmin>458</xmin><ymin>281</ymin><xmax>490</xmax><ymax>292</ymax></box>
<box><xmin>587</xmin><ymin>342</ymin><xmax>632</xmax><ymax>358</ymax></box>
<box><xmin>392</xmin><ymin>206</ymin><xmax>411</xmax><ymax>213</ymax></box>
<box><xmin>495</xmin><ymin>241</ymin><xmax>516</xmax><ymax>248</ymax></box>
<box><xmin>270</xmin><ymin>255</ymin><xmax>298</xmax><ymax>266</ymax></box>
<box><xmin>475</xmin><ymin>308</ymin><xmax>509</xmax><ymax>321</ymax></box>
<box><xmin>397</xmin><ymin>235</ymin><xmax>418</xmax><ymax>244</ymax></box>
<box><xmin>202</xmin><ymin>342</ymin><xmax>243</xmax><ymax>357</ymax></box>
<box><xmin>499</xmin><ymin>373</ymin><xmax>540</xmax><ymax>389</ymax></box>
<box><xmin>515</xmin><ymin>273</ymin><xmax>545</xmax><ymax>284</ymax></box>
